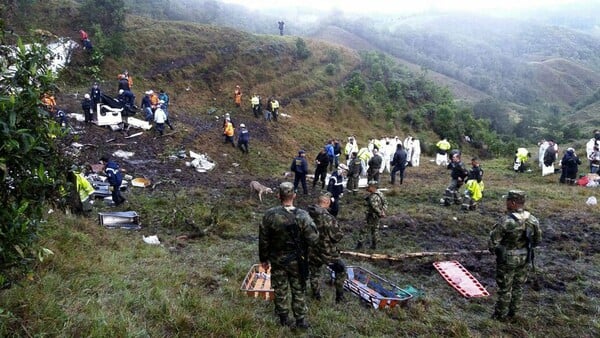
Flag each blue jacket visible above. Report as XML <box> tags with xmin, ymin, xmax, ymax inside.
<box><xmin>291</xmin><ymin>156</ymin><xmax>308</xmax><ymax>174</ymax></box>
<box><xmin>141</xmin><ymin>95</ymin><xmax>151</xmax><ymax>109</ymax></box>
<box><xmin>238</xmin><ymin>128</ymin><xmax>249</xmax><ymax>142</ymax></box>
<box><xmin>158</xmin><ymin>93</ymin><xmax>169</xmax><ymax>106</ymax></box>
<box><xmin>327</xmin><ymin>171</ymin><xmax>344</xmax><ymax>197</ymax></box>
<box><xmin>325</xmin><ymin>144</ymin><xmax>335</xmax><ymax>157</ymax></box>
<box><xmin>105</xmin><ymin>160</ymin><xmax>123</xmax><ymax>187</ymax></box>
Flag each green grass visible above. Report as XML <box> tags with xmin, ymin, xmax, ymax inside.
<box><xmin>2</xmin><ymin>153</ymin><xmax>600</xmax><ymax>337</ymax></box>
<box><xmin>2</xmin><ymin>8</ymin><xmax>600</xmax><ymax>337</ymax></box>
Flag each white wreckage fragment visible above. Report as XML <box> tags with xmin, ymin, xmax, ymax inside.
<box><xmin>186</xmin><ymin>150</ymin><xmax>216</xmax><ymax>172</ymax></box>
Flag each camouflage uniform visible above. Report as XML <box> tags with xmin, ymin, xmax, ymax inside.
<box><xmin>358</xmin><ymin>185</ymin><xmax>387</xmax><ymax>249</ymax></box>
<box><xmin>442</xmin><ymin>156</ymin><xmax>468</xmax><ymax>206</ymax></box>
<box><xmin>346</xmin><ymin>154</ymin><xmax>362</xmax><ymax>194</ymax></box>
<box><xmin>307</xmin><ymin>202</ymin><xmax>346</xmax><ymax>302</ymax></box>
<box><xmin>489</xmin><ymin>191</ymin><xmax>542</xmax><ymax>320</ymax></box>
<box><xmin>259</xmin><ymin>185</ymin><xmax>319</xmax><ymax>326</ymax></box>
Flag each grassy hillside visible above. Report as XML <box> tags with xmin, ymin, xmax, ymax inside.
<box><xmin>1</xmin><ymin>5</ymin><xmax>600</xmax><ymax>338</ymax></box>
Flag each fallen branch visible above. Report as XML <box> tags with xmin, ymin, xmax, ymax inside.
<box><xmin>340</xmin><ymin>249</ymin><xmax>491</xmax><ymax>261</ymax></box>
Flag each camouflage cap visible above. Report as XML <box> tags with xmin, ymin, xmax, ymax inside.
<box><xmin>279</xmin><ymin>182</ymin><xmax>295</xmax><ymax>196</ymax></box>
<box><xmin>505</xmin><ymin>190</ymin><xmax>526</xmax><ymax>202</ymax></box>
<box><xmin>320</xmin><ymin>191</ymin><xmax>333</xmax><ymax>199</ymax></box>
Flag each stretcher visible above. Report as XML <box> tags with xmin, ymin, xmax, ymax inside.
<box><xmin>344</xmin><ymin>266</ymin><xmax>413</xmax><ymax>309</ymax></box>
<box><xmin>433</xmin><ymin>260</ymin><xmax>489</xmax><ymax>298</ymax></box>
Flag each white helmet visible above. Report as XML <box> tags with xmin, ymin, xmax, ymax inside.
<box><xmin>240</xmin><ymin>123</ymin><xmax>245</xmax><ymax>128</ymax></box>
<box><xmin>84</xmin><ymin>93</ymin><xmax>90</xmax><ymax>99</ymax></box>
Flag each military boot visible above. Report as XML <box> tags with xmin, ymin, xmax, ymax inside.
<box><xmin>279</xmin><ymin>314</ymin><xmax>293</xmax><ymax>327</ymax></box>
<box><xmin>295</xmin><ymin>318</ymin><xmax>310</xmax><ymax>330</ymax></box>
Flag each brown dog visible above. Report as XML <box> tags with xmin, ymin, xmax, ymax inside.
<box><xmin>250</xmin><ymin>181</ymin><xmax>273</xmax><ymax>202</ymax></box>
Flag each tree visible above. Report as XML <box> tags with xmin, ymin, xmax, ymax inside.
<box><xmin>0</xmin><ymin>36</ymin><xmax>69</xmax><ymax>283</ymax></box>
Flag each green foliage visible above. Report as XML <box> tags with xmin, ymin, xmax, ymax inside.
<box><xmin>295</xmin><ymin>38</ymin><xmax>311</xmax><ymax>60</ymax></box>
<box><xmin>81</xmin><ymin>1</ymin><xmax>126</xmax><ymax>57</ymax></box>
<box><xmin>0</xmin><ymin>38</ymin><xmax>70</xmax><ymax>278</ymax></box>
<box><xmin>324</xmin><ymin>63</ymin><xmax>336</xmax><ymax>76</ymax></box>
<box><xmin>344</xmin><ymin>71</ymin><xmax>366</xmax><ymax>100</ymax></box>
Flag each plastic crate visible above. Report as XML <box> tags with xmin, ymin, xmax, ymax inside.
<box><xmin>241</xmin><ymin>264</ymin><xmax>274</xmax><ymax>300</ymax></box>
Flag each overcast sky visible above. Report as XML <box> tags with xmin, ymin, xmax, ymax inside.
<box><xmin>221</xmin><ymin>0</ymin><xmax>588</xmax><ymax>14</ymax></box>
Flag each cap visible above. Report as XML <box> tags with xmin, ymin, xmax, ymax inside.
<box><xmin>298</xmin><ymin>150</ymin><xmax>305</xmax><ymax>155</ymax></box>
<box><xmin>504</xmin><ymin>190</ymin><xmax>526</xmax><ymax>203</ymax></box>
<box><xmin>338</xmin><ymin>163</ymin><xmax>349</xmax><ymax>171</ymax></box>
<box><xmin>279</xmin><ymin>182</ymin><xmax>295</xmax><ymax>196</ymax></box>
<box><xmin>320</xmin><ymin>191</ymin><xmax>333</xmax><ymax>198</ymax></box>
<box><xmin>148</xmin><ymin>90</ymin><xmax>154</xmax><ymax>95</ymax></box>
<box><xmin>567</xmin><ymin>147</ymin><xmax>575</xmax><ymax>153</ymax></box>
<box><xmin>239</xmin><ymin>123</ymin><xmax>245</xmax><ymax>128</ymax></box>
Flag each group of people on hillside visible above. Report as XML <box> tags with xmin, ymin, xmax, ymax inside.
<box><xmin>511</xmin><ymin>133</ymin><xmax>600</xmax><ymax>185</ymax></box>
<box><xmin>234</xmin><ymin>85</ymin><xmax>281</xmax><ymax>121</ymax></box>
<box><xmin>265</xmin><ymin>153</ymin><xmax>539</xmax><ymax>328</ymax></box>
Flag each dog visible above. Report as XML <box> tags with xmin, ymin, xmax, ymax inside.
<box><xmin>250</xmin><ymin>181</ymin><xmax>273</xmax><ymax>202</ymax></box>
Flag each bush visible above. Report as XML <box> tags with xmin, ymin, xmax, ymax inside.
<box><xmin>0</xmin><ymin>38</ymin><xmax>68</xmax><ymax>281</ymax></box>
<box><xmin>295</xmin><ymin>38</ymin><xmax>311</xmax><ymax>60</ymax></box>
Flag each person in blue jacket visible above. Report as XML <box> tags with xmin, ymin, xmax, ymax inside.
<box><xmin>100</xmin><ymin>155</ymin><xmax>126</xmax><ymax>206</ymax></box>
<box><xmin>291</xmin><ymin>150</ymin><xmax>309</xmax><ymax>194</ymax></box>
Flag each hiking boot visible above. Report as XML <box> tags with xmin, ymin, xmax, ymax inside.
<box><xmin>295</xmin><ymin>318</ymin><xmax>310</xmax><ymax>330</ymax></box>
<box><xmin>312</xmin><ymin>291</ymin><xmax>322</xmax><ymax>301</ymax></box>
<box><xmin>279</xmin><ymin>314</ymin><xmax>293</xmax><ymax>327</ymax></box>
<box><xmin>491</xmin><ymin>312</ymin><xmax>507</xmax><ymax>322</ymax></box>
<box><xmin>335</xmin><ymin>291</ymin><xmax>346</xmax><ymax>303</ymax></box>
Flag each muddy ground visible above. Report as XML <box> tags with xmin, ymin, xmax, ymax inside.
<box><xmin>57</xmin><ymin>98</ymin><xmax>600</xmax><ymax>302</ymax></box>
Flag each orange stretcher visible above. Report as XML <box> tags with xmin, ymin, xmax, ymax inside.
<box><xmin>433</xmin><ymin>260</ymin><xmax>489</xmax><ymax>298</ymax></box>
<box><xmin>240</xmin><ymin>264</ymin><xmax>274</xmax><ymax>300</ymax></box>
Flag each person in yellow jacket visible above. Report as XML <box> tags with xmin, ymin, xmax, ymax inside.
<box><xmin>357</xmin><ymin>147</ymin><xmax>372</xmax><ymax>177</ymax></box>
<box><xmin>462</xmin><ymin>157</ymin><xmax>484</xmax><ymax>211</ymax></box>
<box><xmin>435</xmin><ymin>138</ymin><xmax>451</xmax><ymax>166</ymax></box>
<box><xmin>270</xmin><ymin>98</ymin><xmax>280</xmax><ymax>121</ymax></box>
<box><xmin>250</xmin><ymin>94</ymin><xmax>261</xmax><ymax>118</ymax></box>
<box><xmin>223</xmin><ymin>118</ymin><xmax>235</xmax><ymax>147</ymax></box>
<box><xmin>67</xmin><ymin>169</ymin><xmax>95</xmax><ymax>214</ymax></box>
<box><xmin>514</xmin><ymin>148</ymin><xmax>531</xmax><ymax>173</ymax></box>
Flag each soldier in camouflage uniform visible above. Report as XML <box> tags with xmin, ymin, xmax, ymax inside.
<box><xmin>441</xmin><ymin>152</ymin><xmax>469</xmax><ymax>206</ymax></box>
<box><xmin>489</xmin><ymin>190</ymin><xmax>542</xmax><ymax>320</ymax></box>
<box><xmin>356</xmin><ymin>181</ymin><xmax>387</xmax><ymax>250</ymax></box>
<box><xmin>259</xmin><ymin>182</ymin><xmax>319</xmax><ymax>329</ymax></box>
<box><xmin>346</xmin><ymin>152</ymin><xmax>362</xmax><ymax>195</ymax></box>
<box><xmin>307</xmin><ymin>192</ymin><xmax>347</xmax><ymax>303</ymax></box>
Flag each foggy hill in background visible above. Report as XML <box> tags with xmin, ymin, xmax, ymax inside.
<box><xmin>120</xmin><ymin>0</ymin><xmax>600</xmax><ymax>140</ymax></box>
